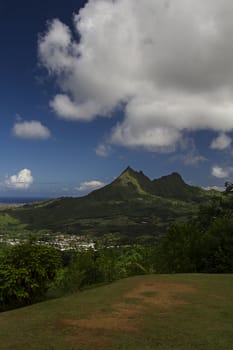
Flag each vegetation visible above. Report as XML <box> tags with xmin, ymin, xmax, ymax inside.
<box><xmin>48</xmin><ymin>245</ymin><xmax>156</xmax><ymax>299</ymax></box>
<box><xmin>1</xmin><ymin>170</ymin><xmax>232</xmax><ymax>313</ymax></box>
<box><xmin>0</xmin><ymin>213</ymin><xmax>28</xmax><ymax>238</ymax></box>
<box><xmin>0</xmin><ymin>169</ymin><xmax>232</xmax><ymax>349</ymax></box>
<box><xmin>156</xmin><ymin>187</ymin><xmax>233</xmax><ymax>274</ymax></box>
<box><xmin>3</xmin><ymin>167</ymin><xmax>219</xmax><ymax>240</ymax></box>
<box><xmin>0</xmin><ymin>242</ymin><xmax>61</xmax><ymax>311</ymax></box>
<box><xmin>0</xmin><ymin>241</ymin><xmax>156</xmax><ymax>311</ymax></box>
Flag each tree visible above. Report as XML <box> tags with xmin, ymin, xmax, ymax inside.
<box><xmin>225</xmin><ymin>181</ymin><xmax>233</xmax><ymax>194</ymax></box>
<box><xmin>0</xmin><ymin>242</ymin><xmax>61</xmax><ymax>310</ymax></box>
<box><xmin>155</xmin><ymin>186</ymin><xmax>233</xmax><ymax>273</ymax></box>
<box><xmin>157</xmin><ymin>223</ymin><xmax>205</xmax><ymax>273</ymax></box>
<box><xmin>61</xmin><ymin>249</ymin><xmax>98</xmax><ymax>292</ymax></box>
<box><xmin>203</xmin><ymin>216</ymin><xmax>233</xmax><ymax>272</ymax></box>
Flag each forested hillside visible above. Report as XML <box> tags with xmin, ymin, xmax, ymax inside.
<box><xmin>4</xmin><ymin>167</ymin><xmax>220</xmax><ymax>242</ymax></box>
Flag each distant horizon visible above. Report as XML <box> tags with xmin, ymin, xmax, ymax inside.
<box><xmin>0</xmin><ymin>197</ymin><xmax>51</xmax><ymax>203</ymax></box>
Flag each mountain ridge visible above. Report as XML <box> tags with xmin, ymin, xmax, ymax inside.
<box><xmin>89</xmin><ymin>166</ymin><xmax>207</xmax><ymax>202</ymax></box>
<box><xmin>5</xmin><ymin>166</ymin><xmax>220</xmax><ymax>239</ymax></box>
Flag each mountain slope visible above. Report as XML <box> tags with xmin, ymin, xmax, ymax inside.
<box><xmin>88</xmin><ymin>166</ymin><xmax>153</xmax><ymax>201</ymax></box>
<box><xmin>5</xmin><ymin>167</ymin><xmax>219</xmax><ymax>240</ymax></box>
<box><xmin>89</xmin><ymin>167</ymin><xmax>208</xmax><ymax>202</ymax></box>
<box><xmin>151</xmin><ymin>172</ymin><xmax>205</xmax><ymax>201</ymax></box>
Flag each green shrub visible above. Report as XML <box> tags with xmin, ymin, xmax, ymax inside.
<box><xmin>0</xmin><ymin>243</ymin><xmax>61</xmax><ymax>310</ymax></box>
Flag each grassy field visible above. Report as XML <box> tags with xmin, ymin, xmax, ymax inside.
<box><xmin>0</xmin><ymin>274</ymin><xmax>233</xmax><ymax>350</ymax></box>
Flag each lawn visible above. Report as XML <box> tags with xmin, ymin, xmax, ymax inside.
<box><xmin>0</xmin><ymin>274</ymin><xmax>233</xmax><ymax>350</ymax></box>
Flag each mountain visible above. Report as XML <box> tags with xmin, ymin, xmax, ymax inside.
<box><xmin>151</xmin><ymin>172</ymin><xmax>205</xmax><ymax>201</ymax></box>
<box><xmin>5</xmin><ymin>167</ymin><xmax>219</xmax><ymax>243</ymax></box>
<box><xmin>89</xmin><ymin>167</ymin><xmax>206</xmax><ymax>202</ymax></box>
<box><xmin>88</xmin><ymin>166</ymin><xmax>153</xmax><ymax>201</ymax></box>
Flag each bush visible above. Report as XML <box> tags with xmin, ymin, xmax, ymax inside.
<box><xmin>203</xmin><ymin>216</ymin><xmax>233</xmax><ymax>272</ymax></box>
<box><xmin>157</xmin><ymin>223</ymin><xmax>205</xmax><ymax>273</ymax></box>
<box><xmin>60</xmin><ymin>249</ymin><xmax>99</xmax><ymax>292</ymax></box>
<box><xmin>0</xmin><ymin>242</ymin><xmax>61</xmax><ymax>310</ymax></box>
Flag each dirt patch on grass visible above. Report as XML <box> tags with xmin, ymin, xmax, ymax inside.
<box><xmin>58</xmin><ymin>309</ymin><xmax>140</xmax><ymax>332</ymax></box>
<box><xmin>126</xmin><ymin>281</ymin><xmax>196</xmax><ymax>309</ymax></box>
<box><xmin>56</xmin><ymin>302</ymin><xmax>142</xmax><ymax>348</ymax></box>
<box><xmin>56</xmin><ymin>278</ymin><xmax>196</xmax><ymax>349</ymax></box>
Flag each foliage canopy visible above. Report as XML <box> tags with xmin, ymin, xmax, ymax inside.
<box><xmin>0</xmin><ymin>242</ymin><xmax>61</xmax><ymax>310</ymax></box>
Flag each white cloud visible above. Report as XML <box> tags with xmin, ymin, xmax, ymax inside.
<box><xmin>210</xmin><ymin>133</ymin><xmax>232</xmax><ymax>150</ymax></box>
<box><xmin>211</xmin><ymin>166</ymin><xmax>233</xmax><ymax>178</ymax></box>
<box><xmin>203</xmin><ymin>185</ymin><xmax>224</xmax><ymax>191</ymax></box>
<box><xmin>39</xmin><ymin>0</ymin><xmax>233</xmax><ymax>151</ymax></box>
<box><xmin>13</xmin><ymin>120</ymin><xmax>51</xmax><ymax>140</ymax></box>
<box><xmin>110</xmin><ymin>122</ymin><xmax>181</xmax><ymax>152</ymax></box>
<box><xmin>6</xmin><ymin>169</ymin><xmax>34</xmax><ymax>189</ymax></box>
<box><xmin>76</xmin><ymin>180</ymin><xmax>106</xmax><ymax>192</ymax></box>
<box><xmin>183</xmin><ymin>154</ymin><xmax>206</xmax><ymax>166</ymax></box>
<box><xmin>176</xmin><ymin>152</ymin><xmax>206</xmax><ymax>166</ymax></box>
<box><xmin>95</xmin><ymin>143</ymin><xmax>112</xmax><ymax>157</ymax></box>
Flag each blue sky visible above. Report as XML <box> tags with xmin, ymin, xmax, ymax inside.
<box><xmin>1</xmin><ymin>0</ymin><xmax>233</xmax><ymax>197</ymax></box>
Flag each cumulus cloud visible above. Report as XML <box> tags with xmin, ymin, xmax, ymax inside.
<box><xmin>210</xmin><ymin>133</ymin><xmax>232</xmax><ymax>150</ymax></box>
<box><xmin>211</xmin><ymin>166</ymin><xmax>233</xmax><ymax>178</ymax></box>
<box><xmin>5</xmin><ymin>169</ymin><xmax>34</xmax><ymax>189</ymax></box>
<box><xmin>76</xmin><ymin>180</ymin><xmax>106</xmax><ymax>192</ymax></box>
<box><xmin>13</xmin><ymin>120</ymin><xmax>51</xmax><ymax>140</ymax></box>
<box><xmin>39</xmin><ymin>0</ymin><xmax>233</xmax><ymax>151</ymax></box>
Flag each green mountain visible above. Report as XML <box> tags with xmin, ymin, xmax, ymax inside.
<box><xmin>89</xmin><ymin>166</ymin><xmax>208</xmax><ymax>202</ymax></box>
<box><xmin>151</xmin><ymin>172</ymin><xmax>205</xmax><ymax>201</ymax></box>
<box><xmin>88</xmin><ymin>166</ymin><xmax>153</xmax><ymax>201</ymax></box>
<box><xmin>5</xmin><ymin>167</ymin><xmax>220</xmax><ymax>243</ymax></box>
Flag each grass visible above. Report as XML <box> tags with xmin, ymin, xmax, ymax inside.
<box><xmin>0</xmin><ymin>274</ymin><xmax>233</xmax><ymax>350</ymax></box>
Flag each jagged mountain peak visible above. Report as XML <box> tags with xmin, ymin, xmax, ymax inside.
<box><xmin>119</xmin><ymin>166</ymin><xmax>145</xmax><ymax>177</ymax></box>
<box><xmin>88</xmin><ymin>166</ymin><xmax>205</xmax><ymax>202</ymax></box>
<box><xmin>118</xmin><ymin>167</ymin><xmax>152</xmax><ymax>189</ymax></box>
<box><xmin>122</xmin><ymin>165</ymin><xmax>134</xmax><ymax>172</ymax></box>
<box><xmin>153</xmin><ymin>172</ymin><xmax>184</xmax><ymax>183</ymax></box>
<box><xmin>88</xmin><ymin>166</ymin><xmax>152</xmax><ymax>201</ymax></box>
<box><xmin>119</xmin><ymin>166</ymin><xmax>134</xmax><ymax>176</ymax></box>
<box><xmin>171</xmin><ymin>171</ymin><xmax>183</xmax><ymax>178</ymax></box>
<box><xmin>151</xmin><ymin>171</ymin><xmax>200</xmax><ymax>200</ymax></box>
<box><xmin>120</xmin><ymin>166</ymin><xmax>141</xmax><ymax>176</ymax></box>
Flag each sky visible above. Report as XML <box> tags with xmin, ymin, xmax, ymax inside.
<box><xmin>1</xmin><ymin>0</ymin><xmax>233</xmax><ymax>197</ymax></box>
